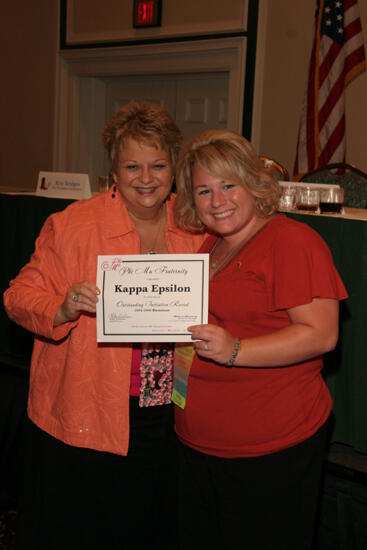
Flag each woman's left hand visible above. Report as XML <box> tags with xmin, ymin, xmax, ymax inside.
<box><xmin>188</xmin><ymin>324</ymin><xmax>237</xmax><ymax>365</ymax></box>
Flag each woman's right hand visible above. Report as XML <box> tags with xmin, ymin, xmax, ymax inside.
<box><xmin>54</xmin><ymin>281</ymin><xmax>100</xmax><ymax>327</ymax></box>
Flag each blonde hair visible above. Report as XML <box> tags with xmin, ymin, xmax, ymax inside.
<box><xmin>174</xmin><ymin>129</ymin><xmax>281</xmax><ymax>232</ymax></box>
<box><xmin>102</xmin><ymin>101</ymin><xmax>182</xmax><ymax>173</ymax></box>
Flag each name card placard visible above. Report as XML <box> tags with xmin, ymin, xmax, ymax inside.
<box><xmin>36</xmin><ymin>171</ymin><xmax>92</xmax><ymax>200</ymax></box>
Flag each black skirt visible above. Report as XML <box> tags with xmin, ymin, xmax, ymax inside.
<box><xmin>16</xmin><ymin>398</ymin><xmax>178</xmax><ymax>550</ymax></box>
<box><xmin>177</xmin><ymin>417</ymin><xmax>331</xmax><ymax>550</ymax></box>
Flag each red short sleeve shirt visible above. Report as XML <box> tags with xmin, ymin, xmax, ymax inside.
<box><xmin>175</xmin><ymin>215</ymin><xmax>348</xmax><ymax>458</ymax></box>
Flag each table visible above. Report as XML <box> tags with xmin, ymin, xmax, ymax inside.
<box><xmin>1</xmin><ymin>194</ymin><xmax>367</xmax><ymax>451</ymax></box>
<box><xmin>286</xmin><ymin>209</ymin><xmax>367</xmax><ymax>453</ymax></box>
<box><xmin>0</xmin><ymin>193</ymin><xmax>75</xmax><ymax>502</ymax></box>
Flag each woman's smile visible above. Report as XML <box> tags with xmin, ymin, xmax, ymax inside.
<box><xmin>213</xmin><ymin>209</ymin><xmax>235</xmax><ymax>219</ymax></box>
<box><xmin>134</xmin><ymin>185</ymin><xmax>159</xmax><ymax>193</ymax></box>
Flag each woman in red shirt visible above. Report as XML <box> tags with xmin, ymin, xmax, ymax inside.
<box><xmin>174</xmin><ymin>129</ymin><xmax>347</xmax><ymax>549</ymax></box>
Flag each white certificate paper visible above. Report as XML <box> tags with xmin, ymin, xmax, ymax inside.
<box><xmin>96</xmin><ymin>254</ymin><xmax>209</xmax><ymax>342</ymax></box>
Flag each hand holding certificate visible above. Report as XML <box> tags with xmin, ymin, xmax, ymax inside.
<box><xmin>96</xmin><ymin>254</ymin><xmax>209</xmax><ymax>342</ymax></box>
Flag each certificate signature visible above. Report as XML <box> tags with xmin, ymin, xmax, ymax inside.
<box><xmin>96</xmin><ymin>254</ymin><xmax>209</xmax><ymax>342</ymax></box>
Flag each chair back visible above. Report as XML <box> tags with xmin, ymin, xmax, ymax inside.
<box><xmin>299</xmin><ymin>163</ymin><xmax>367</xmax><ymax>208</ymax></box>
<box><xmin>259</xmin><ymin>156</ymin><xmax>289</xmax><ymax>182</ymax></box>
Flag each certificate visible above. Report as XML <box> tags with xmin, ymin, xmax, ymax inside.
<box><xmin>96</xmin><ymin>254</ymin><xmax>209</xmax><ymax>342</ymax></box>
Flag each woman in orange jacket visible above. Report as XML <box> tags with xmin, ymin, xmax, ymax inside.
<box><xmin>4</xmin><ymin>101</ymin><xmax>204</xmax><ymax>550</ymax></box>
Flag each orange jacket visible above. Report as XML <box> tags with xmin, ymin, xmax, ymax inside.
<box><xmin>4</xmin><ymin>189</ymin><xmax>204</xmax><ymax>456</ymax></box>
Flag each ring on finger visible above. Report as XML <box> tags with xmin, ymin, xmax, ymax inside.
<box><xmin>72</xmin><ymin>294</ymin><xmax>79</xmax><ymax>303</ymax></box>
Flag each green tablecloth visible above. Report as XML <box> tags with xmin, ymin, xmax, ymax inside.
<box><xmin>0</xmin><ymin>195</ymin><xmax>366</xmax><ymax>452</ymax></box>
<box><xmin>0</xmin><ymin>194</ymin><xmax>74</xmax><ymax>369</ymax></box>
<box><xmin>287</xmin><ymin>212</ymin><xmax>367</xmax><ymax>452</ymax></box>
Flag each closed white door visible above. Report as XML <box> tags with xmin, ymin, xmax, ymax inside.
<box><xmin>77</xmin><ymin>72</ymin><xmax>229</xmax><ymax>189</ymax></box>
<box><xmin>104</xmin><ymin>74</ymin><xmax>177</xmax><ymax>122</ymax></box>
<box><xmin>102</xmin><ymin>72</ymin><xmax>229</xmax><ymax>177</ymax></box>
<box><xmin>175</xmin><ymin>73</ymin><xmax>228</xmax><ymax>141</ymax></box>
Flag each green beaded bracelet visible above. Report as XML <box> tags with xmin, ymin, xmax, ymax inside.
<box><xmin>225</xmin><ymin>337</ymin><xmax>240</xmax><ymax>367</ymax></box>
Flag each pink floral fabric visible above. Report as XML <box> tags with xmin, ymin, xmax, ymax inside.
<box><xmin>139</xmin><ymin>344</ymin><xmax>174</xmax><ymax>407</ymax></box>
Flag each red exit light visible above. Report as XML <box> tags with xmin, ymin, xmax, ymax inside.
<box><xmin>133</xmin><ymin>0</ymin><xmax>162</xmax><ymax>28</ymax></box>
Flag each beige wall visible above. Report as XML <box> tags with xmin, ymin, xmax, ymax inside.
<box><xmin>0</xmin><ymin>2</ymin><xmax>58</xmax><ymax>190</ymax></box>
<box><xmin>257</xmin><ymin>0</ymin><xmax>367</xmax><ymax>176</ymax></box>
<box><xmin>346</xmin><ymin>0</ymin><xmax>367</xmax><ymax>170</ymax></box>
<box><xmin>0</xmin><ymin>0</ymin><xmax>366</xmax><ymax>190</ymax></box>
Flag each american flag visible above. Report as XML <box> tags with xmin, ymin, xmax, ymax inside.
<box><xmin>294</xmin><ymin>0</ymin><xmax>366</xmax><ymax>177</ymax></box>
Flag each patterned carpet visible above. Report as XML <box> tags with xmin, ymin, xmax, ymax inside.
<box><xmin>0</xmin><ymin>507</ymin><xmax>17</xmax><ymax>550</ymax></box>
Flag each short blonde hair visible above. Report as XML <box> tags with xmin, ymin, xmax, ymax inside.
<box><xmin>174</xmin><ymin>129</ymin><xmax>282</xmax><ymax>232</ymax></box>
<box><xmin>102</xmin><ymin>101</ymin><xmax>182</xmax><ymax>173</ymax></box>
